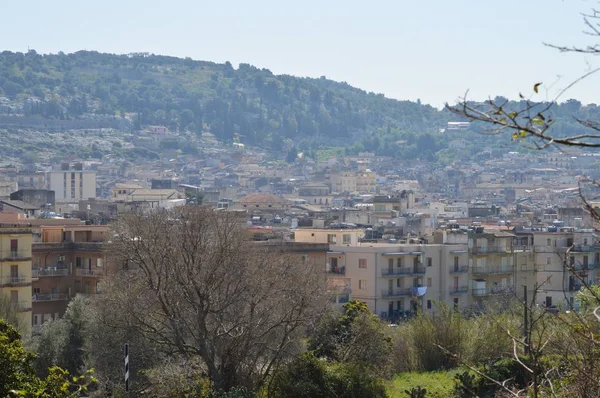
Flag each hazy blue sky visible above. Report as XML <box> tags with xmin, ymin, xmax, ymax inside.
<box><xmin>1</xmin><ymin>0</ymin><xmax>598</xmax><ymax>107</ymax></box>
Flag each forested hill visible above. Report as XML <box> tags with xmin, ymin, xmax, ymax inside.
<box><xmin>0</xmin><ymin>50</ymin><xmax>597</xmax><ymax>160</ymax></box>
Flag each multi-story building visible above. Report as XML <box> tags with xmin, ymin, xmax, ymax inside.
<box><xmin>326</xmin><ymin>243</ymin><xmax>469</xmax><ymax>319</ymax></box>
<box><xmin>330</xmin><ymin>170</ymin><xmax>376</xmax><ymax>194</ymax></box>
<box><xmin>49</xmin><ymin>168</ymin><xmax>96</xmax><ymax>202</ymax></box>
<box><xmin>0</xmin><ymin>223</ymin><xmax>33</xmax><ymax>333</ymax></box>
<box><xmin>31</xmin><ymin>222</ymin><xmax>108</xmax><ymax>330</ymax></box>
<box><xmin>514</xmin><ymin>227</ymin><xmax>599</xmax><ymax>309</ymax></box>
<box><xmin>294</xmin><ymin>228</ymin><xmax>364</xmax><ymax>246</ymax></box>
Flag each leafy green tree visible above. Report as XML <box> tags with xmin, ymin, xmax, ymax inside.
<box><xmin>268</xmin><ymin>353</ymin><xmax>387</xmax><ymax>398</ymax></box>
<box><xmin>285</xmin><ymin>147</ymin><xmax>297</xmax><ymax>163</ymax></box>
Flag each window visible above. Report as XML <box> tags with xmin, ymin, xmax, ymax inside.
<box><xmin>453</xmin><ymin>298</ymin><xmax>459</xmax><ymax>309</ymax></box>
<box><xmin>33</xmin><ymin>314</ymin><xmax>39</xmax><ymax>326</ymax></box>
<box><xmin>547</xmin><ymin>239</ymin><xmax>552</xmax><ymax>247</ymax></box>
<box><xmin>342</xmin><ymin>234</ymin><xmax>351</xmax><ymax>244</ymax></box>
<box><xmin>97</xmin><ymin>258</ymin><xmax>104</xmax><ymax>267</ymax></box>
<box><xmin>359</xmin><ymin>280</ymin><xmax>367</xmax><ymax>290</ymax></box>
<box><xmin>10</xmin><ymin>239</ymin><xmax>17</xmax><ymax>252</ymax></box>
<box><xmin>397</xmin><ymin>257</ymin><xmax>403</xmax><ymax>267</ymax></box>
<box><xmin>427</xmin><ymin>300</ymin><xmax>432</xmax><ymax>309</ymax></box>
<box><xmin>454</xmin><ymin>256</ymin><xmax>459</xmax><ymax>267</ymax></box>
<box><xmin>546</xmin><ymin>257</ymin><xmax>551</xmax><ymax>265</ymax></box>
<box><xmin>427</xmin><ymin>257</ymin><xmax>432</xmax><ymax>267</ymax></box>
<box><xmin>75</xmin><ymin>257</ymin><xmax>82</xmax><ymax>267</ymax></box>
<box><xmin>427</xmin><ymin>278</ymin><xmax>432</xmax><ymax>287</ymax></box>
<box><xmin>584</xmin><ymin>238</ymin><xmax>588</xmax><ymax>245</ymax></box>
<box><xmin>396</xmin><ymin>278</ymin><xmax>401</xmax><ymax>288</ymax></box>
<box><xmin>358</xmin><ymin>259</ymin><xmax>367</xmax><ymax>269</ymax></box>
<box><xmin>327</xmin><ymin>234</ymin><xmax>337</xmax><ymax>244</ymax></box>
<box><xmin>33</xmin><ymin>288</ymin><xmax>40</xmax><ymax>294</ymax></box>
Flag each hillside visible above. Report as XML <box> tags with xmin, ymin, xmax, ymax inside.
<box><xmin>0</xmin><ymin>50</ymin><xmax>597</xmax><ymax>161</ymax></box>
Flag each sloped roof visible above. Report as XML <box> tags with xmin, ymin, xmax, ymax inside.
<box><xmin>238</xmin><ymin>193</ymin><xmax>289</xmax><ymax>205</ymax></box>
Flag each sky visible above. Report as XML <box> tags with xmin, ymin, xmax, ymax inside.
<box><xmin>1</xmin><ymin>0</ymin><xmax>599</xmax><ymax>108</ymax></box>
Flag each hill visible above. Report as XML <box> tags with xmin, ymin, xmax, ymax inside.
<box><xmin>0</xmin><ymin>50</ymin><xmax>597</xmax><ymax>161</ymax></box>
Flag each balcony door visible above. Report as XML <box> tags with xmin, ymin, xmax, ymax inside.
<box><xmin>10</xmin><ymin>239</ymin><xmax>17</xmax><ymax>254</ymax></box>
<box><xmin>10</xmin><ymin>265</ymin><xmax>18</xmax><ymax>279</ymax></box>
<box><xmin>388</xmin><ymin>279</ymin><xmax>393</xmax><ymax>294</ymax></box>
<box><xmin>388</xmin><ymin>259</ymin><xmax>394</xmax><ymax>274</ymax></box>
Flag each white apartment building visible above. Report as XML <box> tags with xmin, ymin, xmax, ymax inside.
<box><xmin>49</xmin><ymin>170</ymin><xmax>96</xmax><ymax>202</ymax></box>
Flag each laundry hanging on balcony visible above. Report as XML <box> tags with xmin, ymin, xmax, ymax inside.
<box><xmin>412</xmin><ymin>286</ymin><xmax>427</xmax><ymax>297</ymax></box>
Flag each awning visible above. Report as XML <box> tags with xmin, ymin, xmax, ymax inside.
<box><xmin>382</xmin><ymin>252</ymin><xmax>409</xmax><ymax>256</ymax></box>
<box><xmin>450</xmin><ymin>250</ymin><xmax>468</xmax><ymax>254</ymax></box>
<box><xmin>327</xmin><ymin>251</ymin><xmax>345</xmax><ymax>255</ymax></box>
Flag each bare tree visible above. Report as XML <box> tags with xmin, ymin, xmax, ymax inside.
<box><xmin>99</xmin><ymin>207</ymin><xmax>327</xmax><ymax>392</ymax></box>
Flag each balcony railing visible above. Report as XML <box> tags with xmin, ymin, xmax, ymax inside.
<box><xmin>470</xmin><ymin>247</ymin><xmax>510</xmax><ymax>255</ymax></box>
<box><xmin>449</xmin><ymin>286</ymin><xmax>469</xmax><ymax>294</ymax></box>
<box><xmin>327</xmin><ymin>265</ymin><xmax>346</xmax><ymax>275</ymax></box>
<box><xmin>10</xmin><ymin>301</ymin><xmax>31</xmax><ymax>312</ymax></box>
<box><xmin>32</xmin><ymin>293</ymin><xmax>69</xmax><ymax>302</ymax></box>
<box><xmin>381</xmin><ymin>266</ymin><xmax>425</xmax><ymax>277</ymax></box>
<box><xmin>472</xmin><ymin>287</ymin><xmax>515</xmax><ymax>296</ymax></box>
<box><xmin>472</xmin><ymin>266</ymin><xmax>514</xmax><ymax>275</ymax></box>
<box><xmin>381</xmin><ymin>288</ymin><xmax>413</xmax><ymax>298</ymax></box>
<box><xmin>75</xmin><ymin>268</ymin><xmax>101</xmax><ymax>277</ymax></box>
<box><xmin>1</xmin><ymin>249</ymin><xmax>31</xmax><ymax>260</ymax></box>
<box><xmin>1</xmin><ymin>275</ymin><xmax>29</xmax><ymax>286</ymax></box>
<box><xmin>571</xmin><ymin>245</ymin><xmax>600</xmax><ymax>253</ymax></box>
<box><xmin>32</xmin><ymin>268</ymin><xmax>69</xmax><ymax>278</ymax></box>
<box><xmin>449</xmin><ymin>265</ymin><xmax>469</xmax><ymax>274</ymax></box>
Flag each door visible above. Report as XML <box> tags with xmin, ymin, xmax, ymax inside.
<box><xmin>388</xmin><ymin>302</ymin><xmax>394</xmax><ymax>318</ymax></box>
<box><xmin>453</xmin><ymin>276</ymin><xmax>459</xmax><ymax>290</ymax></box>
<box><xmin>454</xmin><ymin>256</ymin><xmax>459</xmax><ymax>272</ymax></box>
<box><xmin>10</xmin><ymin>291</ymin><xmax>18</xmax><ymax>303</ymax></box>
<box><xmin>10</xmin><ymin>265</ymin><xmax>18</xmax><ymax>281</ymax></box>
<box><xmin>10</xmin><ymin>239</ymin><xmax>17</xmax><ymax>255</ymax></box>
<box><xmin>330</xmin><ymin>257</ymin><xmax>338</xmax><ymax>272</ymax></box>
<box><xmin>388</xmin><ymin>279</ymin><xmax>393</xmax><ymax>295</ymax></box>
<box><xmin>546</xmin><ymin>296</ymin><xmax>553</xmax><ymax>308</ymax></box>
<box><xmin>388</xmin><ymin>259</ymin><xmax>394</xmax><ymax>274</ymax></box>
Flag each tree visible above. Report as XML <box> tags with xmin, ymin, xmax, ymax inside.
<box><xmin>308</xmin><ymin>300</ymin><xmax>392</xmax><ymax>377</ymax></box>
<box><xmin>102</xmin><ymin>207</ymin><xmax>327</xmax><ymax>392</ymax></box>
<box><xmin>268</xmin><ymin>353</ymin><xmax>387</xmax><ymax>398</ymax></box>
<box><xmin>285</xmin><ymin>147</ymin><xmax>298</xmax><ymax>163</ymax></box>
<box><xmin>0</xmin><ymin>319</ymin><xmax>94</xmax><ymax>397</ymax></box>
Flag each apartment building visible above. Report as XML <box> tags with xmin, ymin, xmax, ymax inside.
<box><xmin>294</xmin><ymin>228</ymin><xmax>364</xmax><ymax>246</ymax></box>
<box><xmin>49</xmin><ymin>169</ymin><xmax>96</xmax><ymax>202</ymax></box>
<box><xmin>327</xmin><ymin>243</ymin><xmax>469</xmax><ymax>320</ymax></box>
<box><xmin>0</xmin><ymin>224</ymin><xmax>33</xmax><ymax>333</ymax></box>
<box><xmin>31</xmin><ymin>222</ymin><xmax>108</xmax><ymax>330</ymax></box>
<box><xmin>330</xmin><ymin>170</ymin><xmax>376</xmax><ymax>194</ymax></box>
<box><xmin>514</xmin><ymin>227</ymin><xmax>599</xmax><ymax>309</ymax></box>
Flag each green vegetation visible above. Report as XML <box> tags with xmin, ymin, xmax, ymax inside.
<box><xmin>0</xmin><ymin>50</ymin><xmax>597</xmax><ymax>159</ymax></box>
<box><xmin>388</xmin><ymin>371</ymin><xmax>456</xmax><ymax>398</ymax></box>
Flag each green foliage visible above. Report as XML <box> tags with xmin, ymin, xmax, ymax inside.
<box><xmin>0</xmin><ymin>319</ymin><xmax>94</xmax><ymax>397</ymax></box>
<box><xmin>269</xmin><ymin>353</ymin><xmax>388</xmax><ymax>398</ymax></box>
<box><xmin>404</xmin><ymin>386</ymin><xmax>427</xmax><ymax>398</ymax></box>
<box><xmin>387</xmin><ymin>371</ymin><xmax>455</xmax><ymax>398</ymax></box>
<box><xmin>308</xmin><ymin>300</ymin><xmax>392</xmax><ymax>376</ymax></box>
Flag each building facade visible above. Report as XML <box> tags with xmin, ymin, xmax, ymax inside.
<box><xmin>49</xmin><ymin>170</ymin><xmax>96</xmax><ymax>202</ymax></box>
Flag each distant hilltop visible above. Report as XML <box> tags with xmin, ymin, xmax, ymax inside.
<box><xmin>0</xmin><ymin>50</ymin><xmax>597</xmax><ymax>161</ymax></box>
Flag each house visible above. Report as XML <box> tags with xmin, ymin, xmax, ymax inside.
<box><xmin>0</xmin><ymin>199</ymin><xmax>40</xmax><ymax>218</ymax></box>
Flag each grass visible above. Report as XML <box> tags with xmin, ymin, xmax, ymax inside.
<box><xmin>387</xmin><ymin>370</ymin><xmax>458</xmax><ymax>398</ymax></box>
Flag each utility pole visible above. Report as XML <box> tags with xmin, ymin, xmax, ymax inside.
<box><xmin>523</xmin><ymin>285</ymin><xmax>530</xmax><ymax>355</ymax></box>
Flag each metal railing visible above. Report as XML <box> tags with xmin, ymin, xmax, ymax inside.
<box><xmin>449</xmin><ymin>286</ymin><xmax>469</xmax><ymax>294</ymax></box>
<box><xmin>327</xmin><ymin>265</ymin><xmax>346</xmax><ymax>275</ymax></box>
<box><xmin>471</xmin><ymin>247</ymin><xmax>510</xmax><ymax>254</ymax></box>
<box><xmin>449</xmin><ymin>265</ymin><xmax>469</xmax><ymax>274</ymax></box>
<box><xmin>1</xmin><ymin>249</ymin><xmax>31</xmax><ymax>259</ymax></box>
<box><xmin>32</xmin><ymin>293</ymin><xmax>69</xmax><ymax>302</ymax></box>
<box><xmin>32</xmin><ymin>268</ymin><xmax>69</xmax><ymax>278</ymax></box>
<box><xmin>381</xmin><ymin>288</ymin><xmax>413</xmax><ymax>298</ymax></box>
<box><xmin>472</xmin><ymin>287</ymin><xmax>515</xmax><ymax>296</ymax></box>
<box><xmin>1</xmin><ymin>275</ymin><xmax>29</xmax><ymax>285</ymax></box>
<box><xmin>472</xmin><ymin>266</ymin><xmax>514</xmax><ymax>275</ymax></box>
<box><xmin>571</xmin><ymin>245</ymin><xmax>600</xmax><ymax>253</ymax></box>
<box><xmin>75</xmin><ymin>268</ymin><xmax>100</xmax><ymax>277</ymax></box>
<box><xmin>381</xmin><ymin>266</ymin><xmax>425</xmax><ymax>277</ymax></box>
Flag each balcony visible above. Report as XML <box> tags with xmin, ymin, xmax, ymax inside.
<box><xmin>571</xmin><ymin>245</ymin><xmax>600</xmax><ymax>253</ymax></box>
<box><xmin>0</xmin><ymin>274</ymin><xmax>30</xmax><ymax>286</ymax></box>
<box><xmin>75</xmin><ymin>268</ymin><xmax>101</xmax><ymax>277</ymax></box>
<box><xmin>381</xmin><ymin>288</ymin><xmax>413</xmax><ymax>298</ymax></box>
<box><xmin>1</xmin><ymin>249</ymin><xmax>32</xmax><ymax>261</ymax></box>
<box><xmin>381</xmin><ymin>266</ymin><xmax>425</xmax><ymax>277</ymax></box>
<box><xmin>449</xmin><ymin>286</ymin><xmax>469</xmax><ymax>294</ymax></box>
<box><xmin>449</xmin><ymin>265</ymin><xmax>469</xmax><ymax>274</ymax></box>
<box><xmin>472</xmin><ymin>266</ymin><xmax>514</xmax><ymax>275</ymax></box>
<box><xmin>32</xmin><ymin>268</ymin><xmax>69</xmax><ymax>278</ymax></box>
<box><xmin>472</xmin><ymin>286</ymin><xmax>515</xmax><ymax>296</ymax></box>
<box><xmin>8</xmin><ymin>301</ymin><xmax>31</xmax><ymax>312</ymax></box>
<box><xmin>32</xmin><ymin>293</ymin><xmax>69</xmax><ymax>302</ymax></box>
<box><xmin>470</xmin><ymin>247</ymin><xmax>510</xmax><ymax>255</ymax></box>
<box><xmin>327</xmin><ymin>265</ymin><xmax>346</xmax><ymax>275</ymax></box>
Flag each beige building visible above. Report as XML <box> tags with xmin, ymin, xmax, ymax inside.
<box><xmin>294</xmin><ymin>228</ymin><xmax>364</xmax><ymax>246</ymax></box>
<box><xmin>331</xmin><ymin>170</ymin><xmax>376</xmax><ymax>194</ymax></box>
<box><xmin>327</xmin><ymin>243</ymin><xmax>469</xmax><ymax>319</ymax></box>
<box><xmin>0</xmin><ymin>223</ymin><xmax>33</xmax><ymax>333</ymax></box>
